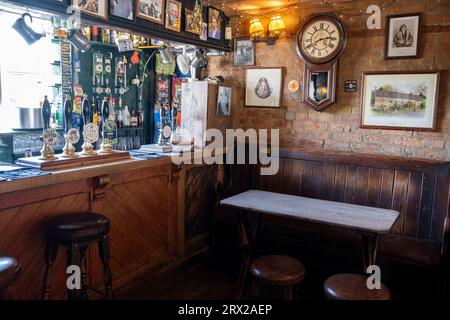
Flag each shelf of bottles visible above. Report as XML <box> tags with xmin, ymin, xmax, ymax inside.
<box><xmin>50</xmin><ymin>18</ymin><xmax>156</xmax><ymax>151</ymax></box>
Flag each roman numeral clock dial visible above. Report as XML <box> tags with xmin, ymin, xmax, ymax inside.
<box><xmin>297</xmin><ymin>14</ymin><xmax>346</xmax><ymax>64</ymax></box>
<box><xmin>296</xmin><ymin>14</ymin><xmax>347</xmax><ymax>111</ymax></box>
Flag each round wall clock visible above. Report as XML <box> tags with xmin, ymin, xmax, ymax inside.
<box><xmin>296</xmin><ymin>13</ymin><xmax>347</xmax><ymax>65</ymax></box>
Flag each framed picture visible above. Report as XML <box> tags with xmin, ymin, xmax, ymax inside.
<box><xmin>109</xmin><ymin>0</ymin><xmax>134</xmax><ymax>20</ymax></box>
<box><xmin>217</xmin><ymin>87</ymin><xmax>232</xmax><ymax>116</ymax></box>
<box><xmin>74</xmin><ymin>0</ymin><xmax>108</xmax><ymax>19</ymax></box>
<box><xmin>245</xmin><ymin>68</ymin><xmax>283</xmax><ymax>108</ymax></box>
<box><xmin>165</xmin><ymin>0</ymin><xmax>182</xmax><ymax>32</ymax></box>
<box><xmin>185</xmin><ymin>9</ymin><xmax>200</xmax><ymax>34</ymax></box>
<box><xmin>208</xmin><ymin>7</ymin><xmax>221</xmax><ymax>40</ymax></box>
<box><xmin>234</xmin><ymin>38</ymin><xmax>255</xmax><ymax>66</ymax></box>
<box><xmin>360</xmin><ymin>71</ymin><xmax>440</xmax><ymax>131</ymax></box>
<box><xmin>385</xmin><ymin>13</ymin><xmax>422</xmax><ymax>59</ymax></box>
<box><xmin>137</xmin><ymin>0</ymin><xmax>164</xmax><ymax>24</ymax></box>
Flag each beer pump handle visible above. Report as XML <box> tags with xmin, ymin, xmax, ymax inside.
<box><xmin>102</xmin><ymin>98</ymin><xmax>109</xmax><ymax>124</ymax></box>
<box><xmin>82</xmin><ymin>94</ymin><xmax>91</xmax><ymax>126</ymax></box>
<box><xmin>42</xmin><ymin>95</ymin><xmax>51</xmax><ymax>130</ymax></box>
<box><xmin>63</xmin><ymin>95</ymin><xmax>73</xmax><ymax>133</ymax></box>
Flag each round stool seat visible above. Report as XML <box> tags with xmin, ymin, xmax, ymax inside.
<box><xmin>0</xmin><ymin>256</ymin><xmax>21</xmax><ymax>290</ymax></box>
<box><xmin>250</xmin><ymin>255</ymin><xmax>305</xmax><ymax>286</ymax></box>
<box><xmin>324</xmin><ymin>273</ymin><xmax>391</xmax><ymax>300</ymax></box>
<box><xmin>45</xmin><ymin>212</ymin><xmax>110</xmax><ymax>245</ymax></box>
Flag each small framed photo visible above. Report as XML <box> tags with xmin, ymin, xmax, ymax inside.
<box><xmin>185</xmin><ymin>9</ymin><xmax>200</xmax><ymax>35</ymax></box>
<box><xmin>245</xmin><ymin>68</ymin><xmax>283</xmax><ymax>108</ymax></box>
<box><xmin>74</xmin><ymin>0</ymin><xmax>108</xmax><ymax>19</ymax></box>
<box><xmin>165</xmin><ymin>0</ymin><xmax>182</xmax><ymax>32</ymax></box>
<box><xmin>137</xmin><ymin>0</ymin><xmax>164</xmax><ymax>24</ymax></box>
<box><xmin>217</xmin><ymin>87</ymin><xmax>232</xmax><ymax>116</ymax></box>
<box><xmin>234</xmin><ymin>38</ymin><xmax>255</xmax><ymax>66</ymax></box>
<box><xmin>360</xmin><ymin>71</ymin><xmax>440</xmax><ymax>131</ymax></box>
<box><xmin>385</xmin><ymin>13</ymin><xmax>422</xmax><ymax>59</ymax></box>
<box><xmin>208</xmin><ymin>7</ymin><xmax>221</xmax><ymax>40</ymax></box>
<box><xmin>109</xmin><ymin>0</ymin><xmax>134</xmax><ymax>21</ymax></box>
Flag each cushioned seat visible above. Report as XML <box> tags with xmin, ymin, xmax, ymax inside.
<box><xmin>45</xmin><ymin>212</ymin><xmax>110</xmax><ymax>245</ymax></box>
<box><xmin>324</xmin><ymin>273</ymin><xmax>391</xmax><ymax>300</ymax></box>
<box><xmin>0</xmin><ymin>256</ymin><xmax>21</xmax><ymax>298</ymax></box>
<box><xmin>250</xmin><ymin>255</ymin><xmax>305</xmax><ymax>286</ymax></box>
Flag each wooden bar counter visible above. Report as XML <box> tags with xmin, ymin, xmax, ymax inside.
<box><xmin>0</xmin><ymin>153</ymin><xmax>219</xmax><ymax>299</ymax></box>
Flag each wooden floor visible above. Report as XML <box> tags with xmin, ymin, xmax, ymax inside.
<box><xmin>115</xmin><ymin>257</ymin><xmax>237</xmax><ymax>300</ymax></box>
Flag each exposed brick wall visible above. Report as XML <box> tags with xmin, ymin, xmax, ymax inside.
<box><xmin>207</xmin><ymin>0</ymin><xmax>450</xmax><ymax>160</ymax></box>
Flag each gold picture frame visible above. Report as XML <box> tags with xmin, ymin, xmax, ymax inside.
<box><xmin>165</xmin><ymin>0</ymin><xmax>182</xmax><ymax>32</ymax></box>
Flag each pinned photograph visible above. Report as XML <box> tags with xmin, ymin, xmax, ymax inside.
<box><xmin>217</xmin><ymin>87</ymin><xmax>232</xmax><ymax>116</ymax></box>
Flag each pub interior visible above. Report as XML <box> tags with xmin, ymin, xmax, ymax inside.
<box><xmin>0</xmin><ymin>0</ymin><xmax>449</xmax><ymax>307</ymax></box>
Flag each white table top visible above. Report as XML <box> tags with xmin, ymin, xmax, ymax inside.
<box><xmin>220</xmin><ymin>190</ymin><xmax>400</xmax><ymax>234</ymax></box>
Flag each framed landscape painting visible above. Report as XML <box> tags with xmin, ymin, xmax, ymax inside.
<box><xmin>360</xmin><ymin>71</ymin><xmax>440</xmax><ymax>131</ymax></box>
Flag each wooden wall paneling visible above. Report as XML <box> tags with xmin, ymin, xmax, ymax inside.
<box><xmin>0</xmin><ymin>192</ymin><xmax>90</xmax><ymax>299</ymax></box>
<box><xmin>417</xmin><ymin>171</ymin><xmax>437</xmax><ymax>240</ymax></box>
<box><xmin>269</xmin><ymin>158</ymin><xmax>284</xmax><ymax>193</ymax></box>
<box><xmin>90</xmin><ymin>173</ymin><xmax>173</xmax><ymax>291</ymax></box>
<box><xmin>184</xmin><ymin>165</ymin><xmax>217</xmax><ymax>242</ymax></box>
<box><xmin>344</xmin><ymin>165</ymin><xmax>358</xmax><ymax>204</ymax></box>
<box><xmin>334</xmin><ymin>164</ymin><xmax>347</xmax><ymax>202</ymax></box>
<box><xmin>311</xmin><ymin>161</ymin><xmax>324</xmax><ymax>199</ymax></box>
<box><xmin>280</xmin><ymin>158</ymin><xmax>294</xmax><ymax>195</ymax></box>
<box><xmin>380</xmin><ymin>169</ymin><xmax>395</xmax><ymax>209</ymax></box>
<box><xmin>403</xmin><ymin>172</ymin><xmax>423</xmax><ymax>237</ymax></box>
<box><xmin>321</xmin><ymin>162</ymin><xmax>336</xmax><ymax>200</ymax></box>
<box><xmin>390</xmin><ymin>171</ymin><xmax>410</xmax><ymax>235</ymax></box>
<box><xmin>430</xmin><ymin>166</ymin><xmax>450</xmax><ymax>242</ymax></box>
<box><xmin>301</xmin><ymin>161</ymin><xmax>314</xmax><ymax>198</ymax></box>
<box><xmin>354</xmin><ymin>166</ymin><xmax>370</xmax><ymax>206</ymax></box>
<box><xmin>366</xmin><ymin>168</ymin><xmax>383</xmax><ymax>208</ymax></box>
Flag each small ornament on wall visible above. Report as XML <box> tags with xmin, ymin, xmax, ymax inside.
<box><xmin>344</xmin><ymin>80</ymin><xmax>357</xmax><ymax>92</ymax></box>
<box><xmin>288</xmin><ymin>80</ymin><xmax>300</xmax><ymax>93</ymax></box>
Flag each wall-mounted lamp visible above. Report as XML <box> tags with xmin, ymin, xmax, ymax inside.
<box><xmin>268</xmin><ymin>16</ymin><xmax>286</xmax><ymax>38</ymax></box>
<box><xmin>249</xmin><ymin>16</ymin><xmax>286</xmax><ymax>45</ymax></box>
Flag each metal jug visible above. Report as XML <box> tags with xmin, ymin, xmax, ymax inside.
<box><xmin>12</xmin><ymin>13</ymin><xmax>45</xmax><ymax>45</ymax></box>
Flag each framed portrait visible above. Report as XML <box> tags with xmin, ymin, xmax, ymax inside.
<box><xmin>208</xmin><ymin>7</ymin><xmax>221</xmax><ymax>40</ymax></box>
<box><xmin>137</xmin><ymin>0</ymin><xmax>164</xmax><ymax>24</ymax></box>
<box><xmin>245</xmin><ymin>68</ymin><xmax>283</xmax><ymax>108</ymax></box>
<box><xmin>385</xmin><ymin>13</ymin><xmax>422</xmax><ymax>59</ymax></box>
<box><xmin>109</xmin><ymin>0</ymin><xmax>134</xmax><ymax>21</ymax></box>
<box><xmin>74</xmin><ymin>0</ymin><xmax>108</xmax><ymax>19</ymax></box>
<box><xmin>185</xmin><ymin>9</ymin><xmax>200</xmax><ymax>35</ymax></box>
<box><xmin>234</xmin><ymin>38</ymin><xmax>255</xmax><ymax>66</ymax></box>
<box><xmin>217</xmin><ymin>87</ymin><xmax>232</xmax><ymax>116</ymax></box>
<box><xmin>165</xmin><ymin>0</ymin><xmax>182</xmax><ymax>32</ymax></box>
<box><xmin>360</xmin><ymin>71</ymin><xmax>440</xmax><ymax>131</ymax></box>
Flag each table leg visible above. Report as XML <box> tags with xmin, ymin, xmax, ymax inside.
<box><xmin>361</xmin><ymin>232</ymin><xmax>380</xmax><ymax>272</ymax></box>
<box><xmin>235</xmin><ymin>210</ymin><xmax>262</xmax><ymax>300</ymax></box>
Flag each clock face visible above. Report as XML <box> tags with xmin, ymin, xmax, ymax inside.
<box><xmin>297</xmin><ymin>15</ymin><xmax>346</xmax><ymax>64</ymax></box>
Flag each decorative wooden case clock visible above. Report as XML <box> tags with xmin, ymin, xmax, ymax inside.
<box><xmin>296</xmin><ymin>13</ymin><xmax>347</xmax><ymax>111</ymax></box>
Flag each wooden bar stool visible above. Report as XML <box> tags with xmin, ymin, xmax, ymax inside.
<box><xmin>249</xmin><ymin>255</ymin><xmax>305</xmax><ymax>300</ymax></box>
<box><xmin>0</xmin><ymin>255</ymin><xmax>21</xmax><ymax>299</ymax></box>
<box><xmin>42</xmin><ymin>212</ymin><xmax>113</xmax><ymax>300</ymax></box>
<box><xmin>324</xmin><ymin>273</ymin><xmax>391</xmax><ymax>300</ymax></box>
